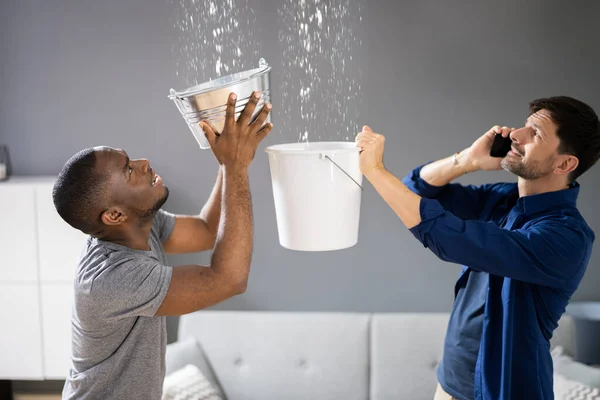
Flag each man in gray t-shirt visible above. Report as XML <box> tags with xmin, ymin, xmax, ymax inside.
<box><xmin>52</xmin><ymin>91</ymin><xmax>273</xmax><ymax>399</ymax></box>
<box><xmin>64</xmin><ymin>209</ymin><xmax>175</xmax><ymax>399</ymax></box>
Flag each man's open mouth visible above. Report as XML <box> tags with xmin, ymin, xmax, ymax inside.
<box><xmin>511</xmin><ymin>147</ymin><xmax>523</xmax><ymax>157</ymax></box>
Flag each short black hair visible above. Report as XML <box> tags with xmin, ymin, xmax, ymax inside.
<box><xmin>52</xmin><ymin>148</ymin><xmax>108</xmax><ymax>234</ymax></box>
<box><xmin>529</xmin><ymin>96</ymin><xmax>600</xmax><ymax>182</ymax></box>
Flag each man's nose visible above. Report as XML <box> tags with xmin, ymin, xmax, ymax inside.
<box><xmin>134</xmin><ymin>159</ymin><xmax>150</xmax><ymax>172</ymax></box>
<box><xmin>509</xmin><ymin>127</ymin><xmax>529</xmax><ymax>143</ymax></box>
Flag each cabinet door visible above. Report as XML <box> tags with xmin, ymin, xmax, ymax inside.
<box><xmin>35</xmin><ymin>183</ymin><xmax>88</xmax><ymax>282</ymax></box>
<box><xmin>0</xmin><ymin>283</ymin><xmax>44</xmax><ymax>379</ymax></box>
<box><xmin>0</xmin><ymin>185</ymin><xmax>38</xmax><ymax>282</ymax></box>
<box><xmin>41</xmin><ymin>283</ymin><xmax>74</xmax><ymax>379</ymax></box>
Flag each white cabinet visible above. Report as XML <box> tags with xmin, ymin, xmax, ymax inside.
<box><xmin>0</xmin><ymin>177</ymin><xmax>80</xmax><ymax>380</ymax></box>
<box><xmin>41</xmin><ymin>283</ymin><xmax>74</xmax><ymax>379</ymax></box>
<box><xmin>0</xmin><ymin>283</ymin><xmax>44</xmax><ymax>379</ymax></box>
<box><xmin>36</xmin><ymin>183</ymin><xmax>88</xmax><ymax>282</ymax></box>
<box><xmin>0</xmin><ymin>184</ymin><xmax>38</xmax><ymax>282</ymax></box>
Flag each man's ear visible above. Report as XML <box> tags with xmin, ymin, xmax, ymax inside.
<box><xmin>100</xmin><ymin>206</ymin><xmax>127</xmax><ymax>226</ymax></box>
<box><xmin>554</xmin><ymin>154</ymin><xmax>579</xmax><ymax>176</ymax></box>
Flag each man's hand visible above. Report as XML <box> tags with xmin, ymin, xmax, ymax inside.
<box><xmin>355</xmin><ymin>125</ymin><xmax>386</xmax><ymax>177</ymax></box>
<box><xmin>465</xmin><ymin>125</ymin><xmax>515</xmax><ymax>172</ymax></box>
<box><xmin>200</xmin><ymin>91</ymin><xmax>273</xmax><ymax>170</ymax></box>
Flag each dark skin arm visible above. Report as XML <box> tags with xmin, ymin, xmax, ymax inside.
<box><xmin>162</xmin><ymin>167</ymin><xmax>223</xmax><ymax>254</ymax></box>
<box><xmin>155</xmin><ymin>91</ymin><xmax>273</xmax><ymax>316</ymax></box>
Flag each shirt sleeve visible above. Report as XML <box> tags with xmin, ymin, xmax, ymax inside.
<box><xmin>409</xmin><ymin>197</ymin><xmax>592</xmax><ymax>289</ymax></box>
<box><xmin>153</xmin><ymin>209</ymin><xmax>177</xmax><ymax>243</ymax></box>
<box><xmin>91</xmin><ymin>257</ymin><xmax>173</xmax><ymax>319</ymax></box>
<box><xmin>402</xmin><ymin>163</ymin><xmax>495</xmax><ymax>221</ymax></box>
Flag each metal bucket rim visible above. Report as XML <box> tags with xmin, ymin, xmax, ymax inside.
<box><xmin>168</xmin><ymin>61</ymin><xmax>271</xmax><ymax>100</ymax></box>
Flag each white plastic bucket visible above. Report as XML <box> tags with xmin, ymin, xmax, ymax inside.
<box><xmin>265</xmin><ymin>141</ymin><xmax>363</xmax><ymax>251</ymax></box>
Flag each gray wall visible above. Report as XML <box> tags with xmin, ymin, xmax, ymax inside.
<box><xmin>2</xmin><ymin>0</ymin><xmax>600</xmax><ymax>347</ymax></box>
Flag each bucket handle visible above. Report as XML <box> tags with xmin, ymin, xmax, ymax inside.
<box><xmin>320</xmin><ymin>154</ymin><xmax>363</xmax><ymax>191</ymax></box>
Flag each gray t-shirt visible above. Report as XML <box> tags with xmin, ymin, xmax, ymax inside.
<box><xmin>62</xmin><ymin>209</ymin><xmax>176</xmax><ymax>400</ymax></box>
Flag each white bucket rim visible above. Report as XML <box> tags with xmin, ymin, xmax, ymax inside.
<box><xmin>265</xmin><ymin>141</ymin><xmax>359</xmax><ymax>155</ymax></box>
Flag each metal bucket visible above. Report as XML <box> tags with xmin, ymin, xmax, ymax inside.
<box><xmin>168</xmin><ymin>58</ymin><xmax>272</xmax><ymax>149</ymax></box>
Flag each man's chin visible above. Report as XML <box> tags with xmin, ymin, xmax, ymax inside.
<box><xmin>137</xmin><ymin>188</ymin><xmax>170</xmax><ymax>221</ymax></box>
<box><xmin>501</xmin><ymin>160</ymin><xmax>552</xmax><ymax>181</ymax></box>
<box><xmin>500</xmin><ymin>159</ymin><xmax>516</xmax><ymax>173</ymax></box>
<box><xmin>501</xmin><ymin>160</ymin><xmax>527</xmax><ymax>178</ymax></box>
<box><xmin>156</xmin><ymin>187</ymin><xmax>169</xmax><ymax>210</ymax></box>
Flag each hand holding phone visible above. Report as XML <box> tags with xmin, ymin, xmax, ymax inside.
<box><xmin>490</xmin><ymin>134</ymin><xmax>512</xmax><ymax>158</ymax></box>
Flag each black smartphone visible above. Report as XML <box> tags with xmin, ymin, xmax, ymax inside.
<box><xmin>490</xmin><ymin>134</ymin><xmax>512</xmax><ymax>158</ymax></box>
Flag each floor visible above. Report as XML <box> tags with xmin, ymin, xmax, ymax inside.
<box><xmin>7</xmin><ymin>380</ymin><xmax>64</xmax><ymax>400</ymax></box>
<box><xmin>14</xmin><ymin>395</ymin><xmax>61</xmax><ymax>400</ymax></box>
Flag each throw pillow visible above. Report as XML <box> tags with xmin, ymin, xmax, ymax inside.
<box><xmin>165</xmin><ymin>337</ymin><xmax>226</xmax><ymax>398</ymax></box>
<box><xmin>552</xmin><ymin>345</ymin><xmax>600</xmax><ymax>389</ymax></box>
<box><xmin>554</xmin><ymin>373</ymin><xmax>600</xmax><ymax>400</ymax></box>
<box><xmin>162</xmin><ymin>364</ymin><xmax>223</xmax><ymax>400</ymax></box>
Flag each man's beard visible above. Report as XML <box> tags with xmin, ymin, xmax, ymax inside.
<box><xmin>501</xmin><ymin>155</ymin><xmax>555</xmax><ymax>180</ymax></box>
<box><xmin>136</xmin><ymin>186</ymin><xmax>170</xmax><ymax>222</ymax></box>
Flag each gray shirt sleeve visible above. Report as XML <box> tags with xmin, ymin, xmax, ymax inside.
<box><xmin>91</xmin><ymin>257</ymin><xmax>172</xmax><ymax>319</ymax></box>
<box><xmin>153</xmin><ymin>209</ymin><xmax>177</xmax><ymax>243</ymax></box>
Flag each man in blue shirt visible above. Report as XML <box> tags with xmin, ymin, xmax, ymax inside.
<box><xmin>355</xmin><ymin>96</ymin><xmax>600</xmax><ymax>400</ymax></box>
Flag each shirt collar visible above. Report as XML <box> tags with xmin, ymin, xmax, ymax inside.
<box><xmin>519</xmin><ymin>182</ymin><xmax>580</xmax><ymax>214</ymax></box>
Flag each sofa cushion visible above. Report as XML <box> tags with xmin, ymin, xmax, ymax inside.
<box><xmin>554</xmin><ymin>373</ymin><xmax>600</xmax><ymax>399</ymax></box>
<box><xmin>165</xmin><ymin>337</ymin><xmax>226</xmax><ymax>399</ymax></box>
<box><xmin>179</xmin><ymin>311</ymin><xmax>370</xmax><ymax>400</ymax></box>
<box><xmin>552</xmin><ymin>346</ymin><xmax>600</xmax><ymax>389</ymax></box>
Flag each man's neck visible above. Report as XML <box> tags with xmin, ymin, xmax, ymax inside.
<box><xmin>97</xmin><ymin>221</ymin><xmax>153</xmax><ymax>251</ymax></box>
<box><xmin>518</xmin><ymin>175</ymin><xmax>570</xmax><ymax>198</ymax></box>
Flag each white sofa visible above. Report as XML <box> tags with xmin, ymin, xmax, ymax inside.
<box><xmin>165</xmin><ymin>311</ymin><xmax>578</xmax><ymax>400</ymax></box>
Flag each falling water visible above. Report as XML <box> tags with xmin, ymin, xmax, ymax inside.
<box><xmin>171</xmin><ymin>0</ymin><xmax>363</xmax><ymax>144</ymax></box>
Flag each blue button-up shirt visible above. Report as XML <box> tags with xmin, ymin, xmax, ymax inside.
<box><xmin>403</xmin><ymin>164</ymin><xmax>595</xmax><ymax>400</ymax></box>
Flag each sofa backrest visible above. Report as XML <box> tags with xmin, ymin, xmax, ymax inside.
<box><xmin>370</xmin><ymin>313</ymin><xmax>449</xmax><ymax>400</ymax></box>
<box><xmin>176</xmin><ymin>311</ymin><xmax>576</xmax><ymax>400</ymax></box>
<box><xmin>178</xmin><ymin>311</ymin><xmax>371</xmax><ymax>400</ymax></box>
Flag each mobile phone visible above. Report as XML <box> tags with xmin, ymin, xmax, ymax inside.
<box><xmin>490</xmin><ymin>134</ymin><xmax>512</xmax><ymax>158</ymax></box>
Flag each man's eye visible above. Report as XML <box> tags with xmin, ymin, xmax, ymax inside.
<box><xmin>129</xmin><ymin>166</ymin><xmax>133</xmax><ymax>175</ymax></box>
